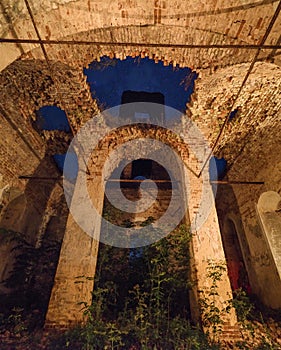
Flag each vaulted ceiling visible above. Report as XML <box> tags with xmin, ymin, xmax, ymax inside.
<box><xmin>0</xmin><ymin>0</ymin><xmax>280</xmax><ymax>186</ymax></box>
<box><xmin>1</xmin><ymin>0</ymin><xmax>281</xmax><ymax>70</ymax></box>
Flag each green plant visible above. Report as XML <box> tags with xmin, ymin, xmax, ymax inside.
<box><xmin>0</xmin><ymin>229</ymin><xmax>61</xmax><ymax>331</ymax></box>
<box><xmin>67</xmin><ymin>224</ymin><xmax>213</xmax><ymax>349</ymax></box>
<box><xmin>230</xmin><ymin>289</ymin><xmax>281</xmax><ymax>349</ymax></box>
<box><xmin>7</xmin><ymin>307</ymin><xmax>27</xmax><ymax>335</ymax></box>
<box><xmin>231</xmin><ymin>288</ymin><xmax>254</xmax><ymax>323</ymax></box>
<box><xmin>198</xmin><ymin>260</ymin><xmax>229</xmax><ymax>344</ymax></box>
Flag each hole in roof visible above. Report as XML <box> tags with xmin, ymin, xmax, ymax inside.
<box><xmin>228</xmin><ymin>108</ymin><xmax>239</xmax><ymax>122</ymax></box>
<box><xmin>84</xmin><ymin>56</ymin><xmax>197</xmax><ymax>112</ymax></box>
<box><xmin>209</xmin><ymin>156</ymin><xmax>227</xmax><ymax>181</ymax></box>
<box><xmin>35</xmin><ymin>106</ymin><xmax>70</xmax><ymax>132</ymax></box>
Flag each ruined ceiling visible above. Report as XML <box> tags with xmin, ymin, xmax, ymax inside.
<box><xmin>0</xmin><ymin>0</ymin><xmax>281</xmax><ymax>70</ymax></box>
<box><xmin>0</xmin><ymin>0</ymin><xmax>280</xmax><ymax>185</ymax></box>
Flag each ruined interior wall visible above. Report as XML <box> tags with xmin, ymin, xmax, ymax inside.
<box><xmin>1</xmin><ymin>0</ymin><xmax>281</xmax><ymax>71</ymax></box>
<box><xmin>186</xmin><ymin>60</ymin><xmax>281</xmax><ymax>309</ymax></box>
<box><xmin>0</xmin><ymin>58</ymin><xmax>99</xmax><ymax>292</ymax></box>
<box><xmin>1</xmin><ymin>56</ymin><xmax>280</xmax><ymax>324</ymax></box>
<box><xmin>216</xmin><ymin>110</ymin><xmax>281</xmax><ymax>308</ymax></box>
<box><xmin>0</xmin><ymin>0</ymin><xmax>280</xmax><ymax>327</ymax></box>
<box><xmin>188</xmin><ymin>61</ymin><xmax>281</xmax><ymax>154</ymax></box>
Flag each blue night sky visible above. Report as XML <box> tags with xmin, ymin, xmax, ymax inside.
<box><xmin>35</xmin><ymin>57</ymin><xmax>226</xmax><ymax>179</ymax></box>
<box><xmin>36</xmin><ymin>105</ymin><xmax>70</xmax><ymax>132</ymax></box>
<box><xmin>84</xmin><ymin>56</ymin><xmax>197</xmax><ymax>113</ymax></box>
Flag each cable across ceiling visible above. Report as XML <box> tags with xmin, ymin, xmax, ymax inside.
<box><xmin>1</xmin><ymin>0</ymin><xmax>281</xmax><ymax>180</ymax></box>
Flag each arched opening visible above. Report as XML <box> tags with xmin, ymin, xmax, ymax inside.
<box><xmin>222</xmin><ymin>218</ymin><xmax>251</xmax><ymax>294</ymax></box>
<box><xmin>84</xmin><ymin>55</ymin><xmax>197</xmax><ymax>112</ymax></box>
<box><xmin>95</xmin><ymin>149</ymin><xmax>192</xmax><ymax>344</ymax></box>
<box><xmin>82</xmin><ymin>54</ymin><xmax>194</xmax><ymax>342</ymax></box>
<box><xmin>34</xmin><ymin>105</ymin><xmax>70</xmax><ymax>132</ymax></box>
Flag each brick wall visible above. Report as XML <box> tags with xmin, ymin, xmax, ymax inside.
<box><xmin>1</xmin><ymin>0</ymin><xmax>281</xmax><ymax>71</ymax></box>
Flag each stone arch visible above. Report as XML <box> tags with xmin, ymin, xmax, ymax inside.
<box><xmin>34</xmin><ymin>105</ymin><xmax>71</xmax><ymax>133</ymax></box>
<box><xmin>221</xmin><ymin>214</ymin><xmax>251</xmax><ymax>293</ymax></box>
<box><xmin>85</xmin><ymin>122</ymin><xmax>190</xmax><ymax>228</ymax></box>
<box><xmin>99</xmin><ymin>124</ymin><xmax>189</xmax><ymax>179</ymax></box>
<box><xmin>257</xmin><ymin>191</ymin><xmax>281</xmax><ymax>279</ymax></box>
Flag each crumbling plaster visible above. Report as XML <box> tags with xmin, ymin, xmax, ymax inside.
<box><xmin>0</xmin><ymin>0</ymin><xmax>280</xmax><ymax>333</ymax></box>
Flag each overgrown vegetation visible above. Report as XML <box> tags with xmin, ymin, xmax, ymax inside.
<box><xmin>0</xmin><ymin>226</ymin><xmax>281</xmax><ymax>349</ymax></box>
<box><xmin>230</xmin><ymin>289</ymin><xmax>281</xmax><ymax>350</ymax></box>
<box><xmin>47</xmin><ymin>224</ymin><xmax>217</xmax><ymax>349</ymax></box>
<box><xmin>48</xmin><ymin>235</ymin><xmax>281</xmax><ymax>350</ymax></box>
<box><xmin>198</xmin><ymin>261</ymin><xmax>229</xmax><ymax>343</ymax></box>
<box><xmin>0</xmin><ymin>229</ymin><xmax>61</xmax><ymax>334</ymax></box>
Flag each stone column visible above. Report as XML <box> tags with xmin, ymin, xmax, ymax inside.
<box><xmin>185</xmin><ymin>162</ymin><xmax>238</xmax><ymax>339</ymax></box>
<box><xmin>45</xmin><ymin>170</ymin><xmax>104</xmax><ymax>327</ymax></box>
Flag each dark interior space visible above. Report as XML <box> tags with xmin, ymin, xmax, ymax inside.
<box><xmin>121</xmin><ymin>90</ymin><xmax>165</xmax><ymax>105</ymax></box>
<box><xmin>216</xmin><ymin>185</ymin><xmax>252</xmax><ymax>295</ymax></box>
<box><xmin>131</xmin><ymin>159</ymin><xmax>152</xmax><ymax>179</ymax></box>
<box><xmin>120</xmin><ymin>90</ymin><xmax>165</xmax><ymax>124</ymax></box>
<box><xmin>223</xmin><ymin>218</ymin><xmax>251</xmax><ymax>293</ymax></box>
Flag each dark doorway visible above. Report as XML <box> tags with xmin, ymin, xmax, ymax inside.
<box><xmin>131</xmin><ymin>159</ymin><xmax>152</xmax><ymax>179</ymax></box>
<box><xmin>119</xmin><ymin>159</ymin><xmax>171</xmax><ymax>185</ymax></box>
<box><xmin>223</xmin><ymin>219</ymin><xmax>251</xmax><ymax>293</ymax></box>
<box><xmin>121</xmin><ymin>90</ymin><xmax>165</xmax><ymax>105</ymax></box>
<box><xmin>120</xmin><ymin>90</ymin><xmax>165</xmax><ymax>124</ymax></box>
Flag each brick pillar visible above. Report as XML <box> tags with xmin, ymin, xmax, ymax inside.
<box><xmin>45</xmin><ymin>171</ymin><xmax>104</xmax><ymax>327</ymax></box>
<box><xmin>186</xmin><ymin>166</ymin><xmax>238</xmax><ymax>335</ymax></box>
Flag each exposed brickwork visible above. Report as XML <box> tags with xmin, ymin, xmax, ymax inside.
<box><xmin>216</xmin><ymin>118</ymin><xmax>281</xmax><ymax>308</ymax></box>
<box><xmin>1</xmin><ymin>1</ymin><xmax>281</xmax><ymax>71</ymax></box>
<box><xmin>0</xmin><ymin>0</ymin><xmax>280</xmax><ymax>340</ymax></box>
<box><xmin>0</xmin><ymin>59</ymin><xmax>99</xmax><ymax>187</ymax></box>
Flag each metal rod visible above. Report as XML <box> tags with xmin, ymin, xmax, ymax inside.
<box><xmin>19</xmin><ymin>175</ymin><xmax>62</xmax><ymax>180</ymax></box>
<box><xmin>18</xmin><ymin>176</ymin><xmax>264</xmax><ymax>185</ymax></box>
<box><xmin>23</xmin><ymin>0</ymin><xmax>51</xmax><ymax>69</ymax></box>
<box><xmin>198</xmin><ymin>0</ymin><xmax>281</xmax><ymax>177</ymax></box>
<box><xmin>105</xmin><ymin>179</ymin><xmax>174</xmax><ymax>183</ymax></box>
<box><xmin>210</xmin><ymin>180</ymin><xmax>264</xmax><ymax>185</ymax></box>
<box><xmin>23</xmin><ymin>0</ymin><xmax>76</xmax><ymax>137</ymax></box>
<box><xmin>1</xmin><ymin>37</ymin><xmax>281</xmax><ymax>50</ymax></box>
